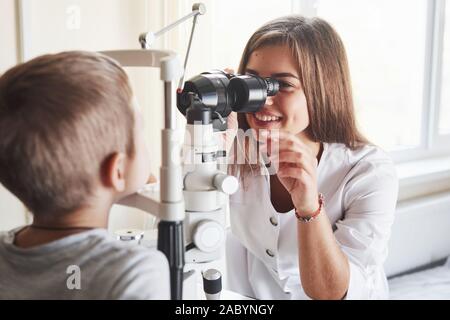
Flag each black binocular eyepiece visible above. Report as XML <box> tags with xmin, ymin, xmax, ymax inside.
<box><xmin>226</xmin><ymin>74</ymin><xmax>279</xmax><ymax>113</ymax></box>
<box><xmin>176</xmin><ymin>71</ymin><xmax>279</xmax><ymax>126</ymax></box>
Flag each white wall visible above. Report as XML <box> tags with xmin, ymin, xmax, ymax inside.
<box><xmin>385</xmin><ymin>192</ymin><xmax>450</xmax><ymax>277</ymax></box>
<box><xmin>0</xmin><ymin>186</ymin><xmax>27</xmax><ymax>231</ymax></box>
<box><xmin>0</xmin><ymin>0</ymin><xmax>170</xmax><ymax>232</ymax></box>
<box><xmin>0</xmin><ymin>0</ymin><xmax>19</xmax><ymax>70</ymax></box>
<box><xmin>0</xmin><ymin>0</ymin><xmax>27</xmax><ymax>230</ymax></box>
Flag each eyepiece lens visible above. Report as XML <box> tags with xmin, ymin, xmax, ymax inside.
<box><xmin>265</xmin><ymin>78</ymin><xmax>279</xmax><ymax>96</ymax></box>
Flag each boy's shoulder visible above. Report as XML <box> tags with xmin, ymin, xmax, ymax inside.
<box><xmin>0</xmin><ymin>228</ymin><xmax>170</xmax><ymax>299</ymax></box>
<box><xmin>0</xmin><ymin>227</ymin><xmax>164</xmax><ymax>261</ymax></box>
<box><xmin>88</xmin><ymin>230</ymin><xmax>170</xmax><ymax>299</ymax></box>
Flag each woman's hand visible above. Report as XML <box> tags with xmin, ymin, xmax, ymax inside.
<box><xmin>261</xmin><ymin>131</ymin><xmax>320</xmax><ymax>216</ymax></box>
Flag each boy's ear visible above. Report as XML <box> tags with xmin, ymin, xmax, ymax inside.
<box><xmin>101</xmin><ymin>152</ymin><xmax>127</xmax><ymax>192</ymax></box>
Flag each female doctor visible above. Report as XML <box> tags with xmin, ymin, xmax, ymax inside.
<box><xmin>224</xmin><ymin>15</ymin><xmax>398</xmax><ymax>300</ymax></box>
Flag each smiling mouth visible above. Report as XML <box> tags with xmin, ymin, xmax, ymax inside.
<box><xmin>252</xmin><ymin>112</ymin><xmax>283</xmax><ymax>124</ymax></box>
<box><xmin>254</xmin><ymin>113</ymin><xmax>281</xmax><ymax>122</ymax></box>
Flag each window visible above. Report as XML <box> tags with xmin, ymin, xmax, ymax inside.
<box><xmin>314</xmin><ymin>0</ymin><xmax>427</xmax><ymax>152</ymax></box>
<box><xmin>439</xmin><ymin>1</ymin><xmax>450</xmax><ymax>135</ymax></box>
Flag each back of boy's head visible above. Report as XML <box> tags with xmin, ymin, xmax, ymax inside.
<box><xmin>0</xmin><ymin>51</ymin><xmax>135</xmax><ymax>217</ymax></box>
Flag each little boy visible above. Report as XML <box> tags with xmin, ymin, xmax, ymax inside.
<box><xmin>0</xmin><ymin>51</ymin><xmax>170</xmax><ymax>299</ymax></box>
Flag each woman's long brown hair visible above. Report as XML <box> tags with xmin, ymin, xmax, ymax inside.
<box><xmin>229</xmin><ymin>15</ymin><xmax>368</xmax><ymax>185</ymax></box>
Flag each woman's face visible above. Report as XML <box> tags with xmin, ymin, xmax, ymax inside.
<box><xmin>245</xmin><ymin>44</ymin><xmax>309</xmax><ymax>135</ymax></box>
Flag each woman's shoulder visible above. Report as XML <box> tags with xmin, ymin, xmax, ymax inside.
<box><xmin>325</xmin><ymin>144</ymin><xmax>399</xmax><ymax>219</ymax></box>
<box><xmin>323</xmin><ymin>142</ymin><xmax>397</xmax><ymax>188</ymax></box>
<box><xmin>325</xmin><ymin>142</ymin><xmax>394</xmax><ymax>169</ymax></box>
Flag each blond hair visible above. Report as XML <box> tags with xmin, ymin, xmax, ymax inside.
<box><xmin>0</xmin><ymin>51</ymin><xmax>135</xmax><ymax>216</ymax></box>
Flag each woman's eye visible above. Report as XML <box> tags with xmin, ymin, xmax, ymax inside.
<box><xmin>279</xmin><ymin>81</ymin><xmax>294</xmax><ymax>90</ymax></box>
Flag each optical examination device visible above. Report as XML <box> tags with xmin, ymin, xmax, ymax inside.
<box><xmin>101</xmin><ymin>3</ymin><xmax>279</xmax><ymax>300</ymax></box>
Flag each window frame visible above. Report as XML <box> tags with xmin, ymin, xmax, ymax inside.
<box><xmin>433</xmin><ymin>0</ymin><xmax>450</xmax><ymax>150</ymax></box>
<box><xmin>389</xmin><ymin>0</ymin><xmax>448</xmax><ymax>162</ymax></box>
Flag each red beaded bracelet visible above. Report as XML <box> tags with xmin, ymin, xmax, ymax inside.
<box><xmin>294</xmin><ymin>193</ymin><xmax>325</xmax><ymax>223</ymax></box>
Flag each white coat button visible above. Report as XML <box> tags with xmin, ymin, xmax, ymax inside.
<box><xmin>266</xmin><ymin>249</ymin><xmax>275</xmax><ymax>257</ymax></box>
<box><xmin>269</xmin><ymin>216</ymin><xmax>278</xmax><ymax>226</ymax></box>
